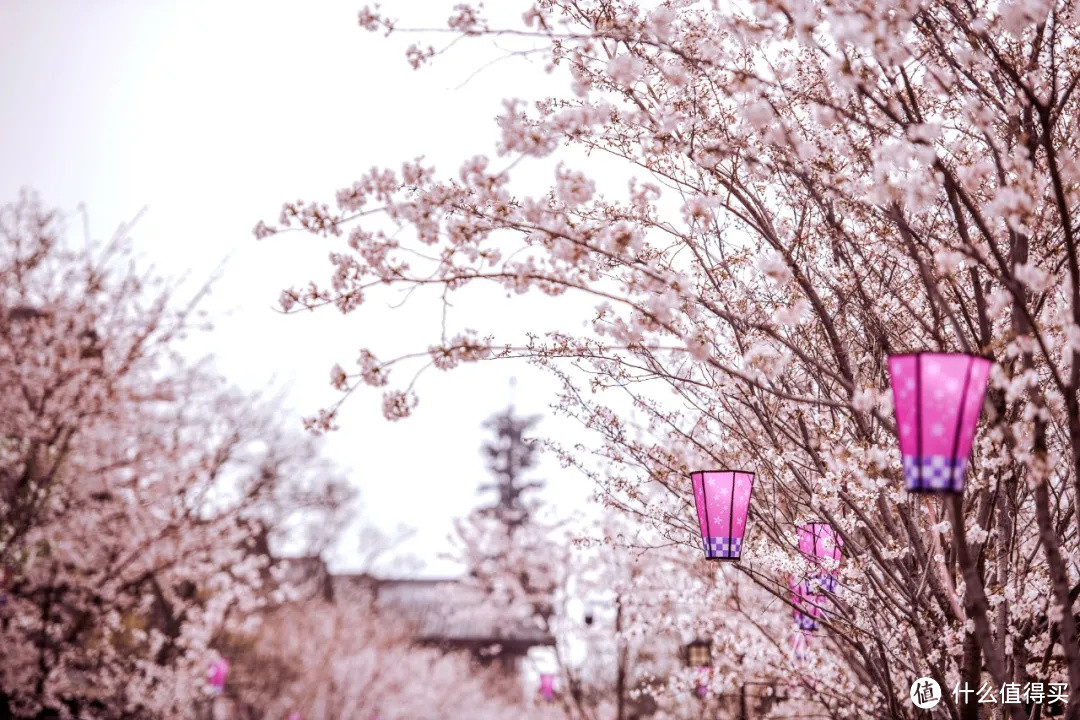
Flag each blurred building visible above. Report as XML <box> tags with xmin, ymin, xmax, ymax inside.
<box><xmin>278</xmin><ymin>557</ymin><xmax>555</xmax><ymax>702</ymax></box>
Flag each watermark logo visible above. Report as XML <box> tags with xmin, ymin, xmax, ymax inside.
<box><xmin>911</xmin><ymin>677</ymin><xmax>941</xmax><ymax>709</ymax></box>
<box><xmin>910</xmin><ymin>678</ymin><xmax>1068</xmax><ymax>709</ymax></box>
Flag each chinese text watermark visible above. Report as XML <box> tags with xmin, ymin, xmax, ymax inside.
<box><xmin>909</xmin><ymin>678</ymin><xmax>1068</xmax><ymax>709</ymax></box>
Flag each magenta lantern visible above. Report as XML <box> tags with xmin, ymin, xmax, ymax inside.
<box><xmin>689</xmin><ymin>470</ymin><xmax>755</xmax><ymax>560</ymax></box>
<box><xmin>207</xmin><ymin>658</ymin><xmax>229</xmax><ymax>692</ymax></box>
<box><xmin>888</xmin><ymin>352</ymin><xmax>992</xmax><ymax>493</ymax></box>
<box><xmin>789</xmin><ymin>576</ymin><xmax>824</xmax><ymax>633</ymax></box>
<box><xmin>798</xmin><ymin>523</ymin><xmax>843</xmax><ymax>594</ymax></box>
<box><xmin>539</xmin><ymin>673</ymin><xmax>556</xmax><ymax>701</ymax></box>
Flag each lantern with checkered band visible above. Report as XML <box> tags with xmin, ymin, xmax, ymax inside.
<box><xmin>789</xmin><ymin>575</ymin><xmax>825</xmax><ymax>633</ymax></box>
<box><xmin>888</xmin><ymin>353</ymin><xmax>992</xmax><ymax>493</ymax></box>
<box><xmin>798</xmin><ymin>522</ymin><xmax>843</xmax><ymax>594</ymax></box>
<box><xmin>539</xmin><ymin>673</ymin><xmax>556</xmax><ymax>701</ymax></box>
<box><xmin>689</xmin><ymin>470</ymin><xmax>755</xmax><ymax>560</ymax></box>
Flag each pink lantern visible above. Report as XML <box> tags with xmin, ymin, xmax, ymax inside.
<box><xmin>207</xmin><ymin>658</ymin><xmax>229</xmax><ymax>692</ymax></box>
<box><xmin>798</xmin><ymin>522</ymin><xmax>843</xmax><ymax>594</ymax></box>
<box><xmin>539</xmin><ymin>673</ymin><xmax>556</xmax><ymax>701</ymax></box>
<box><xmin>689</xmin><ymin>470</ymin><xmax>755</xmax><ymax>560</ymax></box>
<box><xmin>887</xmin><ymin>353</ymin><xmax>992</xmax><ymax>493</ymax></box>
<box><xmin>288</xmin><ymin>715</ymin><xmax>303</xmax><ymax>720</ymax></box>
<box><xmin>789</xmin><ymin>576</ymin><xmax>824</xmax><ymax>633</ymax></box>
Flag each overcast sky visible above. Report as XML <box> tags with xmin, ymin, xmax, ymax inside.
<box><xmin>0</xmin><ymin>0</ymin><xmax>598</xmax><ymax>575</ymax></box>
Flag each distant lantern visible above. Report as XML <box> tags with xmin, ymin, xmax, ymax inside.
<box><xmin>207</xmin><ymin>658</ymin><xmax>229</xmax><ymax>693</ymax></box>
<box><xmin>798</xmin><ymin>523</ymin><xmax>843</xmax><ymax>594</ymax></box>
<box><xmin>287</xmin><ymin>715</ymin><xmax>302</xmax><ymax>720</ymax></box>
<box><xmin>789</xmin><ymin>576</ymin><xmax>824</xmax><ymax>633</ymax></box>
<box><xmin>584</xmin><ymin>605</ymin><xmax>594</xmax><ymax>626</ymax></box>
<box><xmin>887</xmin><ymin>353</ymin><xmax>992</xmax><ymax>494</ymax></box>
<box><xmin>685</xmin><ymin>639</ymin><xmax>712</xmax><ymax>668</ymax></box>
<box><xmin>689</xmin><ymin>470</ymin><xmax>755</xmax><ymax>560</ymax></box>
<box><xmin>539</xmin><ymin>673</ymin><xmax>556</xmax><ymax>701</ymax></box>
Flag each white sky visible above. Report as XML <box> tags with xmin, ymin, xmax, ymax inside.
<box><xmin>0</xmin><ymin>0</ymin><xmax>600</xmax><ymax>575</ymax></box>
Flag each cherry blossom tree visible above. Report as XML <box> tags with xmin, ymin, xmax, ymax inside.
<box><xmin>1</xmin><ymin>192</ymin><xmax>353</xmax><ymax>719</ymax></box>
<box><xmin>258</xmin><ymin>1</ymin><xmax>1080</xmax><ymax>718</ymax></box>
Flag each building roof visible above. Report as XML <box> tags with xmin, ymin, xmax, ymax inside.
<box><xmin>276</xmin><ymin>558</ymin><xmax>555</xmax><ymax>650</ymax></box>
<box><xmin>334</xmin><ymin>573</ymin><xmax>556</xmax><ymax>649</ymax></box>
